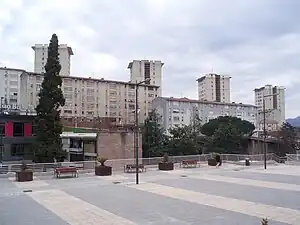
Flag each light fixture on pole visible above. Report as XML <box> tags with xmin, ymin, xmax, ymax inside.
<box><xmin>262</xmin><ymin>93</ymin><xmax>279</xmax><ymax>169</ymax></box>
<box><xmin>135</xmin><ymin>78</ymin><xmax>151</xmax><ymax>184</ymax></box>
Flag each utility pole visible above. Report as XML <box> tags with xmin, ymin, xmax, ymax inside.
<box><xmin>262</xmin><ymin>93</ymin><xmax>279</xmax><ymax>169</ymax></box>
<box><xmin>135</xmin><ymin>78</ymin><xmax>151</xmax><ymax>184</ymax></box>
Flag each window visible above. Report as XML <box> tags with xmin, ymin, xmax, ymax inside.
<box><xmin>0</xmin><ymin>123</ymin><xmax>5</xmax><ymax>136</ymax></box>
<box><xmin>173</xmin><ymin>116</ymin><xmax>180</xmax><ymax>121</ymax></box>
<box><xmin>11</xmin><ymin>144</ymin><xmax>25</xmax><ymax>156</ymax></box>
<box><xmin>13</xmin><ymin>123</ymin><xmax>24</xmax><ymax>136</ymax></box>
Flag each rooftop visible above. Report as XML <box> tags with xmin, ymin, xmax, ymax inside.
<box><xmin>156</xmin><ymin>96</ymin><xmax>257</xmax><ymax>107</ymax></box>
<box><xmin>127</xmin><ymin>60</ymin><xmax>164</xmax><ymax>69</ymax></box>
<box><xmin>31</xmin><ymin>44</ymin><xmax>74</xmax><ymax>55</ymax></box>
<box><xmin>197</xmin><ymin>73</ymin><xmax>232</xmax><ymax>82</ymax></box>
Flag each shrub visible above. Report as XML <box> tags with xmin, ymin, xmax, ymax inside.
<box><xmin>21</xmin><ymin>160</ymin><xmax>28</xmax><ymax>171</ymax></box>
<box><xmin>163</xmin><ymin>153</ymin><xmax>169</xmax><ymax>163</ymax></box>
<box><xmin>97</xmin><ymin>157</ymin><xmax>108</xmax><ymax>166</ymax></box>
<box><xmin>261</xmin><ymin>218</ymin><xmax>268</xmax><ymax>225</ymax></box>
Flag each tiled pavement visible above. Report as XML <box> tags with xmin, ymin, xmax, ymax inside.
<box><xmin>1</xmin><ymin>164</ymin><xmax>300</xmax><ymax>224</ymax></box>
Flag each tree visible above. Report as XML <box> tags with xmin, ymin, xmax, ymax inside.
<box><xmin>278</xmin><ymin>122</ymin><xmax>299</xmax><ymax>154</ymax></box>
<box><xmin>201</xmin><ymin>116</ymin><xmax>255</xmax><ymax>154</ymax></box>
<box><xmin>168</xmin><ymin>125</ymin><xmax>200</xmax><ymax>155</ymax></box>
<box><xmin>167</xmin><ymin>113</ymin><xmax>204</xmax><ymax>155</ymax></box>
<box><xmin>34</xmin><ymin>34</ymin><xmax>66</xmax><ymax>163</ymax></box>
<box><xmin>201</xmin><ymin>116</ymin><xmax>255</xmax><ymax>137</ymax></box>
<box><xmin>211</xmin><ymin>123</ymin><xmax>244</xmax><ymax>153</ymax></box>
<box><xmin>142</xmin><ymin>110</ymin><xmax>167</xmax><ymax>157</ymax></box>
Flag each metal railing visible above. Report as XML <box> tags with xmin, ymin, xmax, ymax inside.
<box><xmin>286</xmin><ymin>154</ymin><xmax>298</xmax><ymax>161</ymax></box>
<box><xmin>0</xmin><ymin>153</ymin><xmax>286</xmax><ymax>175</ymax></box>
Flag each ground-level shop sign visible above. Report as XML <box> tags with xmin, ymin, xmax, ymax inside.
<box><xmin>0</xmin><ymin>104</ymin><xmax>23</xmax><ymax>110</ymax></box>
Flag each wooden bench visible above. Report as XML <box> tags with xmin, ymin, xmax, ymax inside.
<box><xmin>180</xmin><ymin>160</ymin><xmax>199</xmax><ymax>168</ymax></box>
<box><xmin>124</xmin><ymin>164</ymin><xmax>146</xmax><ymax>173</ymax></box>
<box><xmin>54</xmin><ymin>167</ymin><xmax>78</xmax><ymax>178</ymax></box>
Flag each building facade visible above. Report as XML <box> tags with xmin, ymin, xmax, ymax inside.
<box><xmin>20</xmin><ymin>72</ymin><xmax>160</xmax><ymax>125</ymax></box>
<box><xmin>61</xmin><ymin>132</ymin><xmax>97</xmax><ymax>161</ymax></box>
<box><xmin>0</xmin><ymin>67</ymin><xmax>26</xmax><ymax>105</ymax></box>
<box><xmin>32</xmin><ymin>44</ymin><xmax>73</xmax><ymax>76</ymax></box>
<box><xmin>152</xmin><ymin>97</ymin><xmax>258</xmax><ymax>133</ymax></box>
<box><xmin>197</xmin><ymin>73</ymin><xmax>231</xmax><ymax>103</ymax></box>
<box><xmin>254</xmin><ymin>85</ymin><xmax>285</xmax><ymax>131</ymax></box>
<box><xmin>128</xmin><ymin>60</ymin><xmax>163</xmax><ymax>95</ymax></box>
<box><xmin>0</xmin><ymin>114</ymin><xmax>36</xmax><ymax>162</ymax></box>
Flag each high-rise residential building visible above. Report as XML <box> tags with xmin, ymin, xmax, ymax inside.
<box><xmin>32</xmin><ymin>44</ymin><xmax>73</xmax><ymax>76</ymax></box>
<box><xmin>128</xmin><ymin>60</ymin><xmax>163</xmax><ymax>95</ymax></box>
<box><xmin>0</xmin><ymin>67</ymin><xmax>25</xmax><ymax>105</ymax></box>
<box><xmin>20</xmin><ymin>72</ymin><xmax>160</xmax><ymax>125</ymax></box>
<box><xmin>254</xmin><ymin>85</ymin><xmax>285</xmax><ymax>131</ymax></box>
<box><xmin>197</xmin><ymin>73</ymin><xmax>231</xmax><ymax>103</ymax></box>
<box><xmin>152</xmin><ymin>97</ymin><xmax>258</xmax><ymax>133</ymax></box>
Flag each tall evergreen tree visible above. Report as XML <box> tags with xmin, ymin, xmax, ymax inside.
<box><xmin>142</xmin><ymin>110</ymin><xmax>166</xmax><ymax>157</ymax></box>
<box><xmin>34</xmin><ymin>34</ymin><xmax>65</xmax><ymax>163</ymax></box>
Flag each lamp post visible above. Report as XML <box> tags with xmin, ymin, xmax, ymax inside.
<box><xmin>262</xmin><ymin>93</ymin><xmax>279</xmax><ymax>169</ymax></box>
<box><xmin>135</xmin><ymin>78</ymin><xmax>151</xmax><ymax>184</ymax></box>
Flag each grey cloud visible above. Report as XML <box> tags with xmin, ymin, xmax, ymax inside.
<box><xmin>0</xmin><ymin>0</ymin><xmax>300</xmax><ymax>117</ymax></box>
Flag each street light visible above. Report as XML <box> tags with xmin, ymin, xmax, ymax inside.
<box><xmin>135</xmin><ymin>78</ymin><xmax>151</xmax><ymax>184</ymax></box>
<box><xmin>262</xmin><ymin>93</ymin><xmax>279</xmax><ymax>169</ymax></box>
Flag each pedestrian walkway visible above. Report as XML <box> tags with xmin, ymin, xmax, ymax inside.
<box><xmin>1</xmin><ymin>163</ymin><xmax>298</xmax><ymax>225</ymax></box>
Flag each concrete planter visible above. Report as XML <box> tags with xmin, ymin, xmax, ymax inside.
<box><xmin>208</xmin><ymin>158</ymin><xmax>217</xmax><ymax>166</ymax></box>
<box><xmin>158</xmin><ymin>162</ymin><xmax>174</xmax><ymax>171</ymax></box>
<box><xmin>95</xmin><ymin>166</ymin><xmax>112</xmax><ymax>176</ymax></box>
<box><xmin>16</xmin><ymin>170</ymin><xmax>33</xmax><ymax>182</ymax></box>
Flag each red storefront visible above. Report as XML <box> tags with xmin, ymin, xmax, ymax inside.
<box><xmin>0</xmin><ymin>115</ymin><xmax>36</xmax><ymax>162</ymax></box>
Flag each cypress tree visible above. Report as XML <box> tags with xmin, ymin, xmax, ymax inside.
<box><xmin>34</xmin><ymin>34</ymin><xmax>65</xmax><ymax>163</ymax></box>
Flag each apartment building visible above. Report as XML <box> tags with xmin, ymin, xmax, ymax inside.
<box><xmin>20</xmin><ymin>72</ymin><xmax>160</xmax><ymax>125</ymax></box>
<box><xmin>197</xmin><ymin>73</ymin><xmax>231</xmax><ymax>103</ymax></box>
<box><xmin>128</xmin><ymin>60</ymin><xmax>163</xmax><ymax>95</ymax></box>
<box><xmin>152</xmin><ymin>97</ymin><xmax>258</xmax><ymax>133</ymax></box>
<box><xmin>0</xmin><ymin>67</ymin><xmax>26</xmax><ymax>105</ymax></box>
<box><xmin>254</xmin><ymin>85</ymin><xmax>285</xmax><ymax>131</ymax></box>
<box><xmin>32</xmin><ymin>44</ymin><xmax>73</xmax><ymax>76</ymax></box>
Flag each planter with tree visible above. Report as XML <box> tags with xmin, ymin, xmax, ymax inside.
<box><xmin>208</xmin><ymin>153</ymin><xmax>218</xmax><ymax>166</ymax></box>
<box><xmin>95</xmin><ymin>157</ymin><xmax>112</xmax><ymax>176</ymax></box>
<box><xmin>158</xmin><ymin>153</ymin><xmax>174</xmax><ymax>170</ymax></box>
<box><xmin>16</xmin><ymin>161</ymin><xmax>33</xmax><ymax>182</ymax></box>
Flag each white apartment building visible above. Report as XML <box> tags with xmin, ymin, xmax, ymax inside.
<box><xmin>0</xmin><ymin>67</ymin><xmax>25</xmax><ymax>105</ymax></box>
<box><xmin>152</xmin><ymin>97</ymin><xmax>258</xmax><ymax>133</ymax></box>
<box><xmin>128</xmin><ymin>60</ymin><xmax>163</xmax><ymax>95</ymax></box>
<box><xmin>197</xmin><ymin>73</ymin><xmax>231</xmax><ymax>103</ymax></box>
<box><xmin>254</xmin><ymin>85</ymin><xmax>285</xmax><ymax>131</ymax></box>
<box><xmin>32</xmin><ymin>44</ymin><xmax>73</xmax><ymax>76</ymax></box>
<box><xmin>20</xmin><ymin>72</ymin><xmax>160</xmax><ymax>124</ymax></box>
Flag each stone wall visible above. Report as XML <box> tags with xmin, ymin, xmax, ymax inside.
<box><xmin>96</xmin><ymin>128</ymin><xmax>142</xmax><ymax>162</ymax></box>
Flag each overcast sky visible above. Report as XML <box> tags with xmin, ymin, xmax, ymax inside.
<box><xmin>0</xmin><ymin>0</ymin><xmax>299</xmax><ymax>118</ymax></box>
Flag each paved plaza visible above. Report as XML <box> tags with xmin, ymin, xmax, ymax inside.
<box><xmin>1</xmin><ymin>163</ymin><xmax>300</xmax><ymax>224</ymax></box>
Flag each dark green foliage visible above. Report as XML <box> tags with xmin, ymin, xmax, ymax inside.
<box><xmin>142</xmin><ymin>110</ymin><xmax>168</xmax><ymax>157</ymax></box>
<box><xmin>201</xmin><ymin>116</ymin><xmax>255</xmax><ymax>154</ymax></box>
<box><xmin>34</xmin><ymin>34</ymin><xmax>66</xmax><ymax>163</ymax></box>
<box><xmin>163</xmin><ymin>152</ymin><xmax>169</xmax><ymax>162</ymax></box>
<box><xmin>167</xmin><ymin>113</ymin><xmax>204</xmax><ymax>155</ymax></box>
<box><xmin>278</xmin><ymin>122</ymin><xmax>299</xmax><ymax>153</ymax></box>
<box><xmin>201</xmin><ymin>116</ymin><xmax>255</xmax><ymax>137</ymax></box>
<box><xmin>21</xmin><ymin>160</ymin><xmax>27</xmax><ymax>171</ymax></box>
